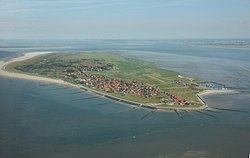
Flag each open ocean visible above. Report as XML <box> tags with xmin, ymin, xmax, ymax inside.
<box><xmin>0</xmin><ymin>39</ymin><xmax>250</xmax><ymax>158</ymax></box>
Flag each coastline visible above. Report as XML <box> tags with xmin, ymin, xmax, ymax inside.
<box><xmin>0</xmin><ymin>52</ymin><xmax>81</xmax><ymax>89</ymax></box>
<box><xmin>198</xmin><ymin>89</ymin><xmax>239</xmax><ymax>96</ymax></box>
<box><xmin>0</xmin><ymin>52</ymin><xmax>239</xmax><ymax>111</ymax></box>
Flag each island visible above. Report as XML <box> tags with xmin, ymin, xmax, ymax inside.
<box><xmin>0</xmin><ymin>52</ymin><xmax>237</xmax><ymax>111</ymax></box>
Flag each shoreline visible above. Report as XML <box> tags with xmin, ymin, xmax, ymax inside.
<box><xmin>0</xmin><ymin>51</ymin><xmax>239</xmax><ymax>111</ymax></box>
<box><xmin>198</xmin><ymin>89</ymin><xmax>239</xmax><ymax>96</ymax></box>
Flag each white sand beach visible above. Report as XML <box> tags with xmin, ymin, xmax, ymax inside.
<box><xmin>0</xmin><ymin>52</ymin><xmax>79</xmax><ymax>88</ymax></box>
<box><xmin>198</xmin><ymin>89</ymin><xmax>239</xmax><ymax>96</ymax></box>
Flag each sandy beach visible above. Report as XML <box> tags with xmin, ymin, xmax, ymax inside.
<box><xmin>0</xmin><ymin>52</ymin><xmax>79</xmax><ymax>88</ymax></box>
<box><xmin>198</xmin><ymin>89</ymin><xmax>239</xmax><ymax>96</ymax></box>
<box><xmin>0</xmin><ymin>52</ymin><xmax>239</xmax><ymax>111</ymax></box>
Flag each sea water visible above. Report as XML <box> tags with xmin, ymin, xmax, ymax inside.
<box><xmin>0</xmin><ymin>39</ymin><xmax>250</xmax><ymax>158</ymax></box>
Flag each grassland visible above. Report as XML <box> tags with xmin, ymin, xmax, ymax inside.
<box><xmin>5</xmin><ymin>52</ymin><xmax>207</xmax><ymax>107</ymax></box>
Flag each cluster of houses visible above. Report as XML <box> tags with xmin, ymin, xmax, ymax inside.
<box><xmin>174</xmin><ymin>80</ymin><xmax>199</xmax><ymax>90</ymax></box>
<box><xmin>164</xmin><ymin>91</ymin><xmax>191</xmax><ymax>106</ymax></box>
<box><xmin>81</xmin><ymin>73</ymin><xmax>160</xmax><ymax>98</ymax></box>
<box><xmin>63</xmin><ymin>67</ymin><xmax>194</xmax><ymax>106</ymax></box>
<box><xmin>65</xmin><ymin>71</ymin><xmax>160</xmax><ymax>98</ymax></box>
<box><xmin>78</xmin><ymin>63</ymin><xmax>113</xmax><ymax>72</ymax></box>
<box><xmin>174</xmin><ymin>79</ymin><xmax>186</xmax><ymax>85</ymax></box>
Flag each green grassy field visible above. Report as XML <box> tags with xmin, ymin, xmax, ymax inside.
<box><xmin>5</xmin><ymin>52</ymin><xmax>206</xmax><ymax>107</ymax></box>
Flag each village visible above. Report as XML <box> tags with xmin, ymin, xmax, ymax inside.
<box><xmin>7</xmin><ymin>52</ymin><xmax>203</xmax><ymax>107</ymax></box>
<box><xmin>78</xmin><ymin>63</ymin><xmax>113</xmax><ymax>71</ymax></box>
<box><xmin>63</xmin><ymin>63</ymin><xmax>194</xmax><ymax>106</ymax></box>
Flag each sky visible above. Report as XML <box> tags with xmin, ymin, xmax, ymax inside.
<box><xmin>0</xmin><ymin>0</ymin><xmax>250</xmax><ymax>39</ymax></box>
